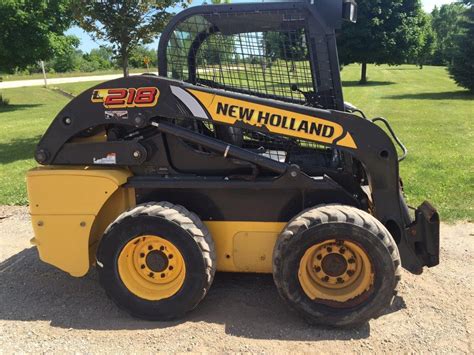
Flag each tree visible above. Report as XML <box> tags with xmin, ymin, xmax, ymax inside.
<box><xmin>48</xmin><ymin>36</ymin><xmax>82</xmax><ymax>73</ymax></box>
<box><xmin>413</xmin><ymin>13</ymin><xmax>436</xmax><ymax>69</ymax></box>
<box><xmin>431</xmin><ymin>3</ymin><xmax>465</xmax><ymax>65</ymax></box>
<box><xmin>73</xmin><ymin>0</ymin><xmax>189</xmax><ymax>77</ymax></box>
<box><xmin>84</xmin><ymin>47</ymin><xmax>115</xmax><ymax>71</ymax></box>
<box><xmin>448</xmin><ymin>1</ymin><xmax>474</xmax><ymax>91</ymax></box>
<box><xmin>0</xmin><ymin>0</ymin><xmax>72</xmax><ymax>73</ymax></box>
<box><xmin>337</xmin><ymin>0</ymin><xmax>426</xmax><ymax>83</ymax></box>
<box><xmin>263</xmin><ymin>30</ymin><xmax>307</xmax><ymax>63</ymax></box>
<box><xmin>128</xmin><ymin>45</ymin><xmax>157</xmax><ymax>68</ymax></box>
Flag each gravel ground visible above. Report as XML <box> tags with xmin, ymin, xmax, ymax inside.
<box><xmin>0</xmin><ymin>206</ymin><xmax>472</xmax><ymax>353</ymax></box>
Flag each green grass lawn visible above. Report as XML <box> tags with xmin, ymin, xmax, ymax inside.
<box><xmin>0</xmin><ymin>64</ymin><xmax>472</xmax><ymax>221</ymax></box>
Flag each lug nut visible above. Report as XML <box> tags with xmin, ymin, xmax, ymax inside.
<box><xmin>348</xmin><ymin>258</ymin><xmax>355</xmax><ymax>264</ymax></box>
<box><xmin>149</xmin><ymin>272</ymin><xmax>154</xmax><ymax>277</ymax></box>
<box><xmin>133</xmin><ymin>150</ymin><xmax>141</xmax><ymax>159</ymax></box>
<box><xmin>148</xmin><ymin>245</ymin><xmax>153</xmax><ymax>250</ymax></box>
<box><xmin>339</xmin><ymin>248</ymin><xmax>346</xmax><ymax>254</ymax></box>
<box><xmin>315</xmin><ymin>266</ymin><xmax>321</xmax><ymax>272</ymax></box>
<box><xmin>169</xmin><ymin>266</ymin><xmax>174</xmax><ymax>271</ymax></box>
<box><xmin>160</xmin><ymin>246</ymin><xmax>165</xmax><ymax>251</ymax></box>
<box><xmin>337</xmin><ymin>277</ymin><xmax>344</xmax><ymax>283</ymax></box>
<box><xmin>168</xmin><ymin>254</ymin><xmax>173</xmax><ymax>259</ymax></box>
<box><xmin>141</xmin><ymin>264</ymin><xmax>145</xmax><ymax>269</ymax></box>
<box><xmin>140</xmin><ymin>253</ymin><xmax>145</xmax><ymax>258</ymax></box>
<box><xmin>327</xmin><ymin>247</ymin><xmax>332</xmax><ymax>252</ymax></box>
<box><xmin>347</xmin><ymin>270</ymin><xmax>354</xmax><ymax>276</ymax></box>
<box><xmin>316</xmin><ymin>254</ymin><xmax>322</xmax><ymax>260</ymax></box>
<box><xmin>322</xmin><ymin>276</ymin><xmax>329</xmax><ymax>282</ymax></box>
<box><xmin>160</xmin><ymin>273</ymin><xmax>166</xmax><ymax>278</ymax></box>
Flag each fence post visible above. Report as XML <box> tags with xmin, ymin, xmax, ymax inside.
<box><xmin>40</xmin><ymin>61</ymin><xmax>47</xmax><ymax>88</ymax></box>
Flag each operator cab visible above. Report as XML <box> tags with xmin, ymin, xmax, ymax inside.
<box><xmin>157</xmin><ymin>0</ymin><xmax>359</xmax><ymax>179</ymax></box>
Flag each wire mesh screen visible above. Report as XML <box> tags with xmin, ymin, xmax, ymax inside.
<box><xmin>166</xmin><ymin>12</ymin><xmax>315</xmax><ymax>104</ymax></box>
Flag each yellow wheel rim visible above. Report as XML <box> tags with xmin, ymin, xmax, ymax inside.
<box><xmin>118</xmin><ymin>235</ymin><xmax>186</xmax><ymax>301</ymax></box>
<box><xmin>298</xmin><ymin>239</ymin><xmax>374</xmax><ymax>304</ymax></box>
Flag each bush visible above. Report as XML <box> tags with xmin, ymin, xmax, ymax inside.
<box><xmin>0</xmin><ymin>93</ymin><xmax>9</xmax><ymax>107</ymax></box>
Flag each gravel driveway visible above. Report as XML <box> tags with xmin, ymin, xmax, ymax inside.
<box><xmin>0</xmin><ymin>206</ymin><xmax>472</xmax><ymax>353</ymax></box>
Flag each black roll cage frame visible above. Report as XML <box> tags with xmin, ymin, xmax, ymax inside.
<box><xmin>157</xmin><ymin>0</ymin><xmax>345</xmax><ymax>110</ymax></box>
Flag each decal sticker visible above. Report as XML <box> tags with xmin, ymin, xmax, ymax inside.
<box><xmin>187</xmin><ymin>89</ymin><xmax>357</xmax><ymax>149</ymax></box>
<box><xmin>105</xmin><ymin>110</ymin><xmax>128</xmax><ymax>120</ymax></box>
<box><xmin>91</xmin><ymin>87</ymin><xmax>160</xmax><ymax>108</ymax></box>
<box><xmin>93</xmin><ymin>153</ymin><xmax>117</xmax><ymax>165</ymax></box>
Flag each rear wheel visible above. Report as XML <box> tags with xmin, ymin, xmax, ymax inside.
<box><xmin>97</xmin><ymin>202</ymin><xmax>216</xmax><ymax>320</ymax></box>
<box><xmin>273</xmin><ymin>204</ymin><xmax>400</xmax><ymax>327</ymax></box>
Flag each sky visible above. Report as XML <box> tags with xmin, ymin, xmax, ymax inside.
<box><xmin>66</xmin><ymin>0</ymin><xmax>457</xmax><ymax>52</ymax></box>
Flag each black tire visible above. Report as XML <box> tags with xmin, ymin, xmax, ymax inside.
<box><xmin>96</xmin><ymin>201</ymin><xmax>216</xmax><ymax>320</ymax></box>
<box><xmin>273</xmin><ymin>204</ymin><xmax>401</xmax><ymax>327</ymax></box>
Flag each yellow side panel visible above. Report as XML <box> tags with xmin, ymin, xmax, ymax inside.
<box><xmin>27</xmin><ymin>166</ymin><xmax>135</xmax><ymax>277</ymax></box>
<box><xmin>31</xmin><ymin>215</ymin><xmax>95</xmax><ymax>277</ymax></box>
<box><xmin>27</xmin><ymin>166</ymin><xmax>132</xmax><ymax>215</ymax></box>
<box><xmin>204</xmin><ymin>221</ymin><xmax>286</xmax><ymax>273</ymax></box>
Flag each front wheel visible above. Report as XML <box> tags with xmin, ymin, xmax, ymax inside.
<box><xmin>273</xmin><ymin>204</ymin><xmax>401</xmax><ymax>327</ymax></box>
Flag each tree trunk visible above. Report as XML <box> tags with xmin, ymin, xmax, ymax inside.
<box><xmin>122</xmin><ymin>51</ymin><xmax>129</xmax><ymax>77</ymax></box>
<box><xmin>360</xmin><ymin>62</ymin><xmax>367</xmax><ymax>84</ymax></box>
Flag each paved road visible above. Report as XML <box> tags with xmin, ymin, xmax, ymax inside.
<box><xmin>0</xmin><ymin>72</ymin><xmax>158</xmax><ymax>89</ymax></box>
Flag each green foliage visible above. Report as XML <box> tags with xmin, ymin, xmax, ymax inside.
<box><xmin>128</xmin><ymin>46</ymin><xmax>157</xmax><ymax>68</ymax></box>
<box><xmin>82</xmin><ymin>47</ymin><xmax>115</xmax><ymax>71</ymax></box>
<box><xmin>72</xmin><ymin>0</ymin><xmax>189</xmax><ymax>76</ymax></box>
<box><xmin>0</xmin><ymin>0</ymin><xmax>72</xmax><ymax>73</ymax></box>
<box><xmin>413</xmin><ymin>12</ymin><xmax>436</xmax><ymax>68</ymax></box>
<box><xmin>263</xmin><ymin>30</ymin><xmax>307</xmax><ymax>63</ymax></box>
<box><xmin>431</xmin><ymin>3</ymin><xmax>465</xmax><ymax>65</ymax></box>
<box><xmin>48</xmin><ymin>36</ymin><xmax>82</xmax><ymax>73</ymax></box>
<box><xmin>448</xmin><ymin>2</ymin><xmax>474</xmax><ymax>91</ymax></box>
<box><xmin>197</xmin><ymin>34</ymin><xmax>235</xmax><ymax>66</ymax></box>
<box><xmin>337</xmin><ymin>0</ymin><xmax>426</xmax><ymax>82</ymax></box>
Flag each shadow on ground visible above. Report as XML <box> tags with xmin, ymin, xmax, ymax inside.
<box><xmin>384</xmin><ymin>91</ymin><xmax>473</xmax><ymax>100</ymax></box>
<box><xmin>0</xmin><ymin>136</ymin><xmax>41</xmax><ymax>164</ymax></box>
<box><xmin>0</xmin><ymin>248</ymin><xmax>406</xmax><ymax>340</ymax></box>
<box><xmin>0</xmin><ymin>103</ymin><xmax>43</xmax><ymax>113</ymax></box>
<box><xmin>342</xmin><ymin>80</ymin><xmax>396</xmax><ymax>87</ymax></box>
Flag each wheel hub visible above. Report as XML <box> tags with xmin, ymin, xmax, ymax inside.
<box><xmin>117</xmin><ymin>235</ymin><xmax>186</xmax><ymax>301</ymax></box>
<box><xmin>321</xmin><ymin>253</ymin><xmax>347</xmax><ymax>277</ymax></box>
<box><xmin>146</xmin><ymin>250</ymin><xmax>169</xmax><ymax>272</ymax></box>
<box><xmin>298</xmin><ymin>239</ymin><xmax>374</xmax><ymax>303</ymax></box>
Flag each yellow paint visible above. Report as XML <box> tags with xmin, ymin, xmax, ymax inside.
<box><xmin>189</xmin><ymin>89</ymin><xmax>357</xmax><ymax>149</ymax></box>
<box><xmin>204</xmin><ymin>221</ymin><xmax>286</xmax><ymax>273</ymax></box>
<box><xmin>336</xmin><ymin>132</ymin><xmax>357</xmax><ymax>149</ymax></box>
<box><xmin>298</xmin><ymin>239</ymin><xmax>374</xmax><ymax>303</ymax></box>
<box><xmin>118</xmin><ymin>235</ymin><xmax>186</xmax><ymax>301</ymax></box>
<box><xmin>27</xmin><ymin>166</ymin><xmax>135</xmax><ymax>276</ymax></box>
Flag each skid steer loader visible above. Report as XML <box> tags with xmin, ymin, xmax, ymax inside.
<box><xmin>26</xmin><ymin>0</ymin><xmax>439</xmax><ymax>326</ymax></box>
